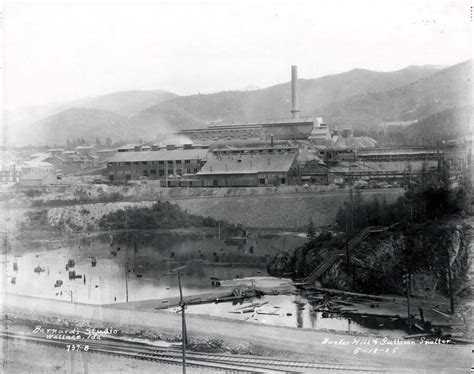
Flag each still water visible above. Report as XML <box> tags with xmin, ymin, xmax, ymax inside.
<box><xmin>3</xmin><ymin>230</ymin><xmax>407</xmax><ymax>336</ymax></box>
<box><xmin>4</xmin><ymin>230</ymin><xmax>305</xmax><ymax>305</ymax></box>
<box><xmin>179</xmin><ymin>294</ymin><xmax>408</xmax><ymax>337</ymax></box>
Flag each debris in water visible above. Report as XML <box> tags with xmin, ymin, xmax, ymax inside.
<box><xmin>34</xmin><ymin>266</ymin><xmax>45</xmax><ymax>273</ymax></box>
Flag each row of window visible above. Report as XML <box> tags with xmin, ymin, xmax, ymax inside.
<box><xmin>185</xmin><ymin>130</ymin><xmax>259</xmax><ymax>135</ymax></box>
<box><xmin>110</xmin><ymin>159</ymin><xmax>196</xmax><ymax>166</ymax></box>
<box><xmin>113</xmin><ymin>168</ymin><xmax>198</xmax><ymax>177</ymax></box>
<box><xmin>209</xmin><ymin>177</ymin><xmax>286</xmax><ymax>186</ymax></box>
<box><xmin>144</xmin><ymin>168</ymin><xmax>198</xmax><ymax>176</ymax></box>
<box><xmin>212</xmin><ymin>148</ymin><xmax>295</xmax><ymax>155</ymax></box>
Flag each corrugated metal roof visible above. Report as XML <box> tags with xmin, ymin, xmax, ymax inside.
<box><xmin>30</xmin><ymin>152</ymin><xmax>50</xmax><ymax>161</ymax></box>
<box><xmin>24</xmin><ymin>160</ymin><xmax>54</xmax><ymax>168</ymax></box>
<box><xmin>108</xmin><ymin>149</ymin><xmax>209</xmax><ymax>163</ymax></box>
<box><xmin>212</xmin><ymin>146</ymin><xmax>298</xmax><ymax>153</ymax></box>
<box><xmin>257</xmin><ymin>118</ymin><xmax>315</xmax><ymax>126</ymax></box>
<box><xmin>358</xmin><ymin>147</ymin><xmax>440</xmax><ymax>156</ymax></box>
<box><xmin>197</xmin><ymin>152</ymin><xmax>296</xmax><ymax>175</ymax></box>
<box><xmin>181</xmin><ymin>117</ymin><xmax>317</xmax><ymax>132</ymax></box>
<box><xmin>331</xmin><ymin>136</ymin><xmax>377</xmax><ymax>149</ymax></box>
<box><xmin>96</xmin><ymin>149</ymin><xmax>117</xmax><ymax>153</ymax></box>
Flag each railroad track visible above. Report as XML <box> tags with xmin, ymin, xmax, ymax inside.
<box><xmin>1</xmin><ymin>331</ymin><xmax>391</xmax><ymax>373</ymax></box>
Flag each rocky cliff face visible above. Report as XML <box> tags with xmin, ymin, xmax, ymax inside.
<box><xmin>268</xmin><ymin>220</ymin><xmax>472</xmax><ymax>298</ymax></box>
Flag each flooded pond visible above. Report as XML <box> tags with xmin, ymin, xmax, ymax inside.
<box><xmin>172</xmin><ymin>294</ymin><xmax>409</xmax><ymax>337</ymax></box>
<box><xmin>4</xmin><ymin>229</ymin><xmax>408</xmax><ymax>336</ymax></box>
<box><xmin>3</xmin><ymin>230</ymin><xmax>305</xmax><ymax>305</ymax></box>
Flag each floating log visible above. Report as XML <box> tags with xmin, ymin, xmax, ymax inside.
<box><xmin>414</xmin><ymin>323</ymin><xmax>425</xmax><ymax>331</ymax></box>
<box><xmin>431</xmin><ymin>309</ymin><xmax>451</xmax><ymax>319</ymax></box>
<box><xmin>333</xmin><ymin>300</ymin><xmax>355</xmax><ymax>307</ymax></box>
<box><xmin>241</xmin><ymin>308</ymin><xmax>254</xmax><ymax>313</ymax></box>
<box><xmin>236</xmin><ymin>301</ymin><xmax>268</xmax><ymax>310</ymax></box>
<box><xmin>311</xmin><ymin>287</ymin><xmax>396</xmax><ymax>302</ymax></box>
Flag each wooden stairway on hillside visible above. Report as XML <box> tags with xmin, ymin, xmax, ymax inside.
<box><xmin>299</xmin><ymin>225</ymin><xmax>394</xmax><ymax>286</ymax></box>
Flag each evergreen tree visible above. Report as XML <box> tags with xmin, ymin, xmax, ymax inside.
<box><xmin>306</xmin><ymin>217</ymin><xmax>317</xmax><ymax>242</ymax></box>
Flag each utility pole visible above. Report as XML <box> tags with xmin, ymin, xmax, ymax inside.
<box><xmin>165</xmin><ymin>265</ymin><xmax>187</xmax><ymax>374</ymax></box>
<box><xmin>125</xmin><ymin>261</ymin><xmax>129</xmax><ymax>303</ymax></box>
<box><xmin>405</xmin><ymin>272</ymin><xmax>412</xmax><ymax>333</ymax></box>
<box><xmin>125</xmin><ymin>210</ymin><xmax>129</xmax><ymax>303</ymax></box>
<box><xmin>446</xmin><ymin>248</ymin><xmax>454</xmax><ymax>314</ymax></box>
<box><xmin>177</xmin><ymin>271</ymin><xmax>188</xmax><ymax>348</ymax></box>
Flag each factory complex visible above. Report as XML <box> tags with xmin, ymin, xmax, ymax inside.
<box><xmin>3</xmin><ymin>66</ymin><xmax>471</xmax><ymax>188</ymax></box>
<box><xmin>103</xmin><ymin>66</ymin><xmax>471</xmax><ymax>188</ymax></box>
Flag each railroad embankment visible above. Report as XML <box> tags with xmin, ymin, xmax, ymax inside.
<box><xmin>8</xmin><ymin>185</ymin><xmax>403</xmax><ymax>231</ymax></box>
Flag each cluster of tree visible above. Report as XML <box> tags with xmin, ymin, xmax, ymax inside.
<box><xmin>268</xmin><ymin>162</ymin><xmax>472</xmax><ymax>297</ymax></box>
<box><xmin>267</xmin><ymin>229</ymin><xmax>346</xmax><ymax>280</ymax></box>
<box><xmin>336</xmin><ymin>162</ymin><xmax>472</xmax><ymax>232</ymax></box>
<box><xmin>347</xmin><ymin>223</ymin><xmax>470</xmax><ymax>297</ymax></box>
<box><xmin>98</xmin><ymin>201</ymin><xmax>222</xmax><ymax>231</ymax></box>
<box><xmin>268</xmin><ymin>218</ymin><xmax>470</xmax><ymax>298</ymax></box>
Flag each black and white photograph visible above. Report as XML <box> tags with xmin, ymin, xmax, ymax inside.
<box><xmin>0</xmin><ymin>0</ymin><xmax>472</xmax><ymax>373</ymax></box>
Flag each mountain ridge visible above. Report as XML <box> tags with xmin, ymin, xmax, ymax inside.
<box><xmin>11</xmin><ymin>61</ymin><xmax>471</xmax><ymax>146</ymax></box>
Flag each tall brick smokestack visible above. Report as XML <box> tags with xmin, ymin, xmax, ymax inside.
<box><xmin>291</xmin><ymin>65</ymin><xmax>300</xmax><ymax>119</ymax></box>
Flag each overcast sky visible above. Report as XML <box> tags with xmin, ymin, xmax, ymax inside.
<box><xmin>3</xmin><ymin>0</ymin><xmax>472</xmax><ymax>110</ymax></box>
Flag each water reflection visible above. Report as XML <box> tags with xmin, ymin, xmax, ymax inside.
<box><xmin>4</xmin><ymin>230</ymin><xmax>305</xmax><ymax>305</ymax></box>
<box><xmin>181</xmin><ymin>294</ymin><xmax>408</xmax><ymax>336</ymax></box>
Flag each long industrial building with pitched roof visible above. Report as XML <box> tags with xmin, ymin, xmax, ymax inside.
<box><xmin>196</xmin><ymin>150</ymin><xmax>298</xmax><ymax>187</ymax></box>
